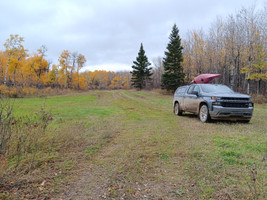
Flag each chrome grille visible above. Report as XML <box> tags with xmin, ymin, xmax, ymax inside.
<box><xmin>221</xmin><ymin>102</ymin><xmax>249</xmax><ymax>108</ymax></box>
<box><xmin>221</xmin><ymin>97</ymin><xmax>250</xmax><ymax>101</ymax></box>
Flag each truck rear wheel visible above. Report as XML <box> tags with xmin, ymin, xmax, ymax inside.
<box><xmin>174</xmin><ymin>102</ymin><xmax>183</xmax><ymax>116</ymax></box>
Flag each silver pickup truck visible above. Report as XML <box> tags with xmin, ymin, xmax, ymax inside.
<box><xmin>173</xmin><ymin>84</ymin><xmax>254</xmax><ymax>123</ymax></box>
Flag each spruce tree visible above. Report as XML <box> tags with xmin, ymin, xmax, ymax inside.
<box><xmin>161</xmin><ymin>24</ymin><xmax>185</xmax><ymax>91</ymax></box>
<box><xmin>131</xmin><ymin>43</ymin><xmax>152</xmax><ymax>89</ymax></box>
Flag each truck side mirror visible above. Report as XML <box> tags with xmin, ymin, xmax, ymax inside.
<box><xmin>191</xmin><ymin>91</ymin><xmax>199</xmax><ymax>96</ymax></box>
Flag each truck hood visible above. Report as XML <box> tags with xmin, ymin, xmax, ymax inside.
<box><xmin>202</xmin><ymin>92</ymin><xmax>251</xmax><ymax>98</ymax></box>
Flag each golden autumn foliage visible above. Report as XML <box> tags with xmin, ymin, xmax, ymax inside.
<box><xmin>2</xmin><ymin>5</ymin><xmax>265</xmax><ymax>96</ymax></box>
<box><xmin>0</xmin><ymin>35</ymin><xmax>132</xmax><ymax>95</ymax></box>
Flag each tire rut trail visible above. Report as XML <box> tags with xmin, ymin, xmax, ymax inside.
<box><xmin>59</xmin><ymin>91</ymin><xmax>192</xmax><ymax>199</ymax></box>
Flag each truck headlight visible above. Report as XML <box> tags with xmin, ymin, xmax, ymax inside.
<box><xmin>248</xmin><ymin>102</ymin><xmax>254</xmax><ymax>107</ymax></box>
<box><xmin>212</xmin><ymin>101</ymin><xmax>221</xmax><ymax>106</ymax></box>
<box><xmin>211</xmin><ymin>97</ymin><xmax>221</xmax><ymax>100</ymax></box>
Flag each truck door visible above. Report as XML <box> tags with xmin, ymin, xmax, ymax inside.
<box><xmin>191</xmin><ymin>86</ymin><xmax>200</xmax><ymax>113</ymax></box>
<box><xmin>184</xmin><ymin>85</ymin><xmax>199</xmax><ymax>113</ymax></box>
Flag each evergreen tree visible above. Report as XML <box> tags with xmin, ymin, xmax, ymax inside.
<box><xmin>161</xmin><ymin>24</ymin><xmax>185</xmax><ymax>91</ymax></box>
<box><xmin>131</xmin><ymin>43</ymin><xmax>152</xmax><ymax>89</ymax></box>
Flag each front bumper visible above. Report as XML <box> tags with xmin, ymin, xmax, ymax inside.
<box><xmin>210</xmin><ymin>106</ymin><xmax>253</xmax><ymax>120</ymax></box>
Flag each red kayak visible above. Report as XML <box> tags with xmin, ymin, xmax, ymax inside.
<box><xmin>191</xmin><ymin>74</ymin><xmax>221</xmax><ymax>84</ymax></box>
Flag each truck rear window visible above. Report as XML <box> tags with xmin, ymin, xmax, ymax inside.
<box><xmin>176</xmin><ymin>87</ymin><xmax>186</xmax><ymax>95</ymax></box>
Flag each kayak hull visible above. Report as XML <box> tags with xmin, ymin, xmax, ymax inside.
<box><xmin>191</xmin><ymin>74</ymin><xmax>221</xmax><ymax>84</ymax></box>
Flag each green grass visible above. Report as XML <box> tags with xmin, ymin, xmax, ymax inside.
<box><xmin>4</xmin><ymin>90</ymin><xmax>267</xmax><ymax>199</ymax></box>
<box><xmin>12</xmin><ymin>93</ymin><xmax>120</xmax><ymax>128</ymax></box>
<box><xmin>213</xmin><ymin>134</ymin><xmax>266</xmax><ymax>165</ymax></box>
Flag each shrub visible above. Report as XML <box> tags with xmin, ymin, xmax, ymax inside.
<box><xmin>0</xmin><ymin>86</ymin><xmax>21</xmax><ymax>98</ymax></box>
<box><xmin>153</xmin><ymin>88</ymin><xmax>173</xmax><ymax>95</ymax></box>
<box><xmin>251</xmin><ymin>94</ymin><xmax>267</xmax><ymax>104</ymax></box>
<box><xmin>44</xmin><ymin>86</ymin><xmax>53</xmax><ymax>95</ymax></box>
<box><xmin>0</xmin><ymin>99</ymin><xmax>15</xmax><ymax>156</ymax></box>
<box><xmin>22</xmin><ymin>87</ymin><xmax>38</xmax><ymax>96</ymax></box>
<box><xmin>0</xmin><ymin>85</ymin><xmax>9</xmax><ymax>95</ymax></box>
<box><xmin>9</xmin><ymin>87</ymin><xmax>19</xmax><ymax>98</ymax></box>
<box><xmin>0</xmin><ymin>100</ymin><xmax>53</xmax><ymax>172</ymax></box>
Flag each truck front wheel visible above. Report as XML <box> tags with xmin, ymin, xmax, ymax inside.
<box><xmin>199</xmin><ymin>104</ymin><xmax>210</xmax><ymax>123</ymax></box>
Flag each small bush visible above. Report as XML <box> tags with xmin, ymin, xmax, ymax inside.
<box><xmin>153</xmin><ymin>88</ymin><xmax>173</xmax><ymax>95</ymax></box>
<box><xmin>0</xmin><ymin>101</ymin><xmax>53</xmax><ymax>172</ymax></box>
<box><xmin>9</xmin><ymin>87</ymin><xmax>20</xmax><ymax>98</ymax></box>
<box><xmin>0</xmin><ymin>99</ymin><xmax>14</xmax><ymax>155</ymax></box>
<box><xmin>0</xmin><ymin>86</ymin><xmax>22</xmax><ymax>98</ymax></box>
<box><xmin>0</xmin><ymin>84</ymin><xmax>82</xmax><ymax>98</ymax></box>
<box><xmin>0</xmin><ymin>85</ymin><xmax>9</xmax><ymax>95</ymax></box>
<box><xmin>22</xmin><ymin>87</ymin><xmax>38</xmax><ymax>96</ymax></box>
<box><xmin>251</xmin><ymin>94</ymin><xmax>267</xmax><ymax>104</ymax></box>
<box><xmin>44</xmin><ymin>87</ymin><xmax>54</xmax><ymax>95</ymax></box>
<box><xmin>0</xmin><ymin>98</ymin><xmax>86</xmax><ymax>199</ymax></box>
<box><xmin>244</xmin><ymin>164</ymin><xmax>267</xmax><ymax>199</ymax></box>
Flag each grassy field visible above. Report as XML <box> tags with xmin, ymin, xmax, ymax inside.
<box><xmin>2</xmin><ymin>90</ymin><xmax>267</xmax><ymax>199</ymax></box>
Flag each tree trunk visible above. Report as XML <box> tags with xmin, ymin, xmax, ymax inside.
<box><xmin>230</xmin><ymin>65</ymin><xmax>235</xmax><ymax>89</ymax></box>
<box><xmin>38</xmin><ymin>73</ymin><xmax>41</xmax><ymax>88</ymax></box>
<box><xmin>64</xmin><ymin>69</ymin><xmax>68</xmax><ymax>89</ymax></box>
<box><xmin>257</xmin><ymin>79</ymin><xmax>261</xmax><ymax>95</ymax></box>
<box><xmin>77</xmin><ymin>70</ymin><xmax>80</xmax><ymax>89</ymax></box>
<box><xmin>247</xmin><ymin>72</ymin><xmax>250</xmax><ymax>94</ymax></box>
<box><xmin>12</xmin><ymin>70</ymin><xmax>16</xmax><ymax>86</ymax></box>
<box><xmin>4</xmin><ymin>55</ymin><xmax>11</xmax><ymax>85</ymax></box>
<box><xmin>69</xmin><ymin>70</ymin><xmax>73</xmax><ymax>88</ymax></box>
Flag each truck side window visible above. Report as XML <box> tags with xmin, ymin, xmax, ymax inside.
<box><xmin>193</xmin><ymin>86</ymin><xmax>200</xmax><ymax>93</ymax></box>
<box><xmin>187</xmin><ymin>86</ymin><xmax>195</xmax><ymax>94</ymax></box>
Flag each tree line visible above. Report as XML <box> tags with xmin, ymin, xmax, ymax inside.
<box><xmin>1</xmin><ymin>5</ymin><xmax>266</xmax><ymax>95</ymax></box>
<box><xmin>0</xmin><ymin>36</ymin><xmax>131</xmax><ymax>91</ymax></box>
<box><xmin>182</xmin><ymin>6</ymin><xmax>267</xmax><ymax>94</ymax></box>
<box><xmin>132</xmin><ymin>6</ymin><xmax>267</xmax><ymax>94</ymax></box>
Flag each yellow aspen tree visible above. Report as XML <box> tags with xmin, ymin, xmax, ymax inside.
<box><xmin>9</xmin><ymin>48</ymin><xmax>27</xmax><ymax>86</ymax></box>
<box><xmin>241</xmin><ymin>45</ymin><xmax>267</xmax><ymax>94</ymax></box>
<box><xmin>58</xmin><ymin>50</ymin><xmax>71</xmax><ymax>89</ymax></box>
<box><xmin>3</xmin><ymin>34</ymin><xmax>24</xmax><ymax>85</ymax></box>
<box><xmin>76</xmin><ymin>54</ymin><xmax>86</xmax><ymax>89</ymax></box>
<box><xmin>0</xmin><ymin>51</ymin><xmax>8</xmax><ymax>82</ymax></box>
<box><xmin>109</xmin><ymin>76</ymin><xmax>122</xmax><ymax>89</ymax></box>
<box><xmin>47</xmin><ymin>65</ymin><xmax>58</xmax><ymax>85</ymax></box>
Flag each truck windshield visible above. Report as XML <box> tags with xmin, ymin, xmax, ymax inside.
<box><xmin>201</xmin><ymin>85</ymin><xmax>234</xmax><ymax>93</ymax></box>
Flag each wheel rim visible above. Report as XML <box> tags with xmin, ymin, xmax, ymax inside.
<box><xmin>200</xmin><ymin>105</ymin><xmax>208</xmax><ymax>122</ymax></box>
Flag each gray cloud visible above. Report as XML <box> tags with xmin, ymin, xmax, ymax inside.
<box><xmin>0</xmin><ymin>0</ymin><xmax>265</xmax><ymax>71</ymax></box>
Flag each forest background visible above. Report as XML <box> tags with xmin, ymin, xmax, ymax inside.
<box><xmin>0</xmin><ymin>5</ymin><xmax>266</xmax><ymax>96</ymax></box>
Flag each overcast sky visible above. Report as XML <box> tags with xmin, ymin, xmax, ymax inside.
<box><xmin>0</xmin><ymin>0</ymin><xmax>266</xmax><ymax>71</ymax></box>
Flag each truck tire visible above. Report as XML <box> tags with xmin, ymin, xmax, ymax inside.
<box><xmin>174</xmin><ymin>102</ymin><xmax>183</xmax><ymax>116</ymax></box>
<box><xmin>199</xmin><ymin>104</ymin><xmax>210</xmax><ymax>123</ymax></box>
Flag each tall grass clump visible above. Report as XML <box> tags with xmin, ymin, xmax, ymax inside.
<box><xmin>0</xmin><ymin>97</ymin><xmax>57</xmax><ymax>195</ymax></box>
<box><xmin>0</xmin><ymin>96</ymin><xmax>88</xmax><ymax>199</ymax></box>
